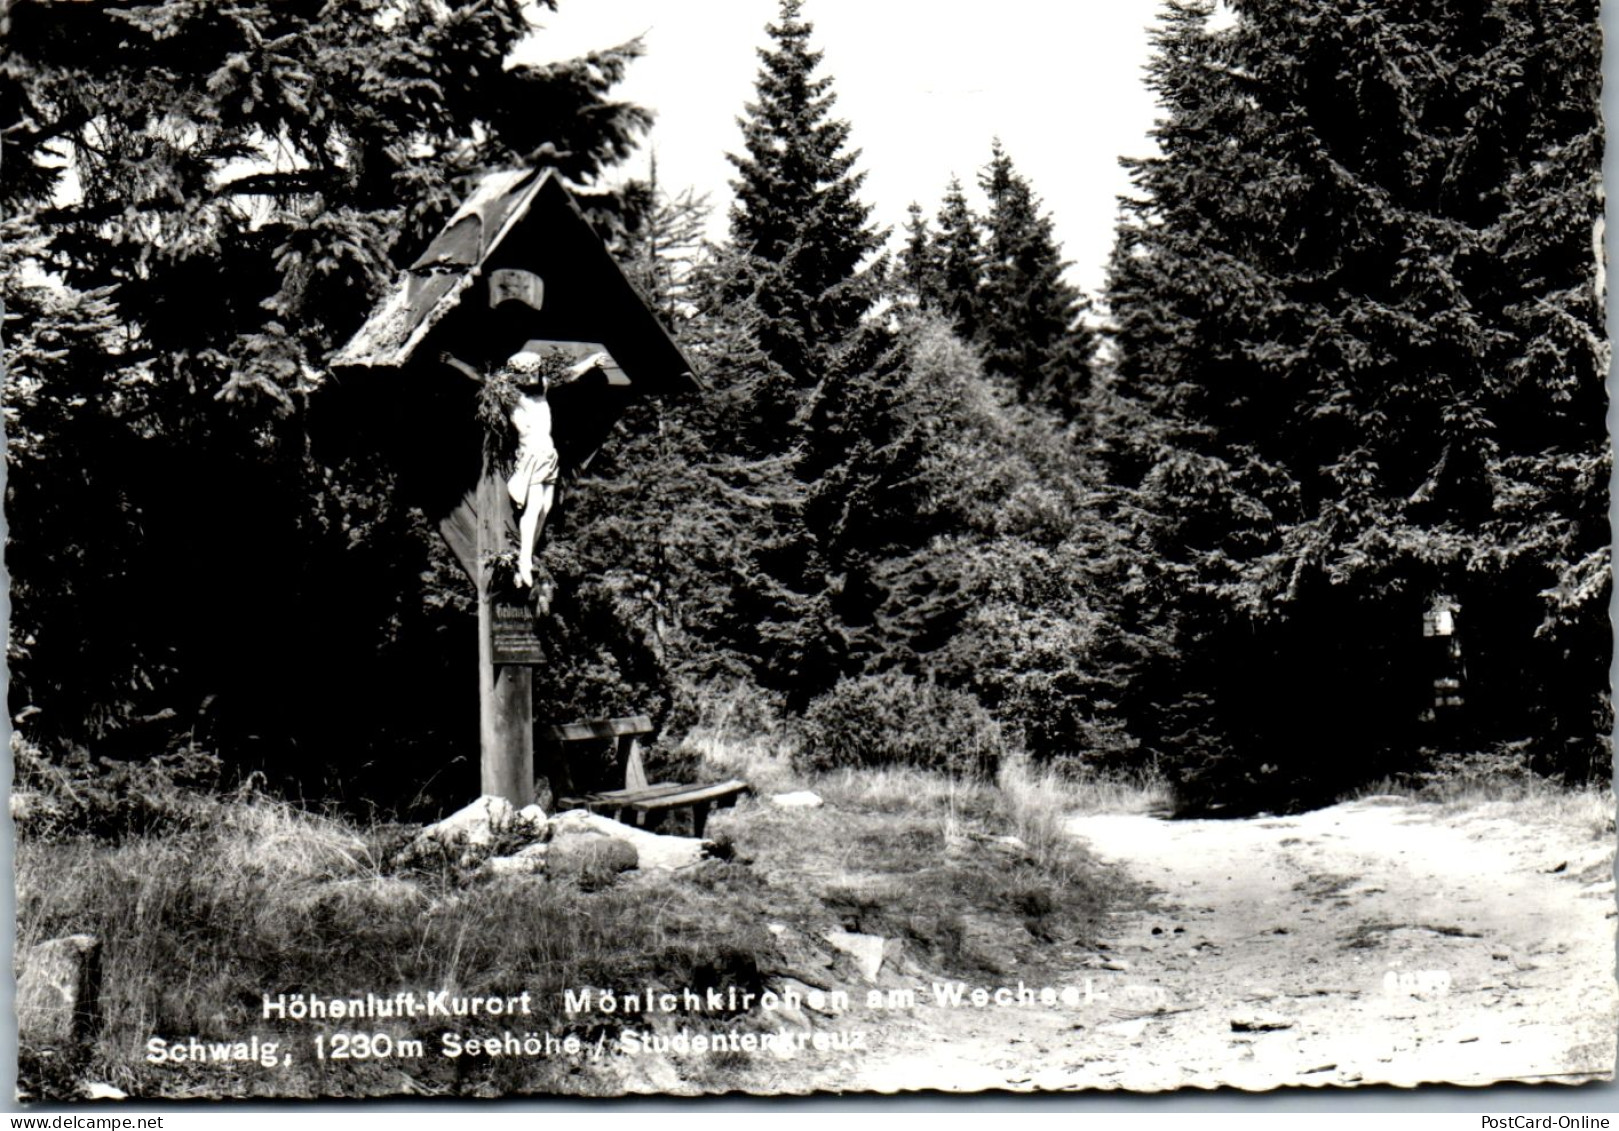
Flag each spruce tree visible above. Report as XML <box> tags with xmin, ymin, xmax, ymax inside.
<box><xmin>896</xmin><ymin>202</ymin><xmax>941</xmax><ymax>312</ymax></box>
<box><xmin>932</xmin><ymin>176</ymin><xmax>985</xmax><ymax>342</ymax></box>
<box><xmin>726</xmin><ymin>0</ymin><xmax>883</xmax><ymax>384</ymax></box>
<box><xmin>619</xmin><ymin>166</ymin><xmax>711</xmax><ymax>323</ymax></box>
<box><xmin>795</xmin><ymin>316</ymin><xmax>1162</xmax><ymax>763</ymax></box>
<box><xmin>1102</xmin><ymin>0</ymin><xmax>1608</xmax><ymax>806</ymax></box>
<box><xmin>977</xmin><ymin>141</ymin><xmax>1096</xmax><ymax>415</ymax></box>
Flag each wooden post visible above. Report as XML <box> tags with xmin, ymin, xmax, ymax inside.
<box><xmin>474</xmin><ymin>461</ymin><xmax>534</xmax><ymax>806</ymax></box>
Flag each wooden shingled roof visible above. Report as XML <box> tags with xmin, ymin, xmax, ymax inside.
<box><xmin>331</xmin><ymin>167</ymin><xmax>698</xmax><ymax>397</ymax></box>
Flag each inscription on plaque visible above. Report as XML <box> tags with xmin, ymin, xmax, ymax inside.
<box><xmin>490</xmin><ymin>595</ymin><xmax>546</xmax><ymax>665</ymax></box>
<box><xmin>488</xmin><ymin>268</ymin><xmax>545</xmax><ymax>312</ymax></box>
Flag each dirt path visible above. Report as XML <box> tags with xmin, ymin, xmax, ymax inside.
<box><xmin>849</xmin><ymin>796</ymin><xmax>1616</xmax><ymax>1092</ymax></box>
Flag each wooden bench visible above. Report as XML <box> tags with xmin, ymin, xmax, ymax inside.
<box><xmin>542</xmin><ymin>715</ymin><xmax>749</xmax><ymax>838</ymax></box>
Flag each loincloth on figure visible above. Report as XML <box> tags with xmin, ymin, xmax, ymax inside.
<box><xmin>507</xmin><ymin>446</ymin><xmax>560</xmax><ymax>509</ymax></box>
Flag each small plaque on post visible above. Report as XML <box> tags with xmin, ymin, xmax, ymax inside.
<box><xmin>488</xmin><ymin>268</ymin><xmax>545</xmax><ymax>312</ymax></box>
<box><xmin>490</xmin><ymin>593</ymin><xmax>546</xmax><ymax>665</ymax></box>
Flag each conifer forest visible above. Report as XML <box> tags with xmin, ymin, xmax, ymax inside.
<box><xmin>4</xmin><ymin>0</ymin><xmax>1609</xmax><ymax>817</ymax></box>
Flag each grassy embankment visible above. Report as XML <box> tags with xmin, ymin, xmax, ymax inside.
<box><xmin>1346</xmin><ymin>764</ymin><xmax>1616</xmax><ymax>843</ymax></box>
<box><xmin>16</xmin><ymin>724</ymin><xmax>1161</xmax><ymax>1100</ymax></box>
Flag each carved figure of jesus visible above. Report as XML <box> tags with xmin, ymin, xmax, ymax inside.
<box><xmin>501</xmin><ymin>351</ymin><xmax>560</xmax><ymax>589</ymax></box>
<box><xmin>440</xmin><ymin>348</ymin><xmax>580</xmax><ymax>590</ymax></box>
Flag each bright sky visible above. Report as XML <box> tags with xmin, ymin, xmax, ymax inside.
<box><xmin>519</xmin><ymin>1</ymin><xmax>1167</xmax><ymax>296</ymax></box>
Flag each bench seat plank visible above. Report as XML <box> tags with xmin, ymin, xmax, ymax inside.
<box><xmin>626</xmin><ymin>780</ymin><xmax>749</xmax><ymax>811</ymax></box>
<box><xmin>582</xmin><ymin>782</ymin><xmax>693</xmax><ymax>805</ymax></box>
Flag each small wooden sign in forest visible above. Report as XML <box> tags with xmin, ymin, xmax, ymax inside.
<box><xmin>331</xmin><ymin>168</ymin><xmax>698</xmax><ymax>805</ymax></box>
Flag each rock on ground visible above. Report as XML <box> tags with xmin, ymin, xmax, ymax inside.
<box><xmin>481</xmin><ymin>841</ymin><xmax>550</xmax><ymax>877</ymax></box>
<box><xmin>823</xmin><ymin>930</ymin><xmax>888</xmax><ymax>982</ymax></box>
<box><xmin>397</xmin><ymin>798</ymin><xmax>718</xmax><ymax>879</ymax></box>
<box><xmin>18</xmin><ymin>934</ymin><xmax>102</xmax><ymax>1047</ymax></box>
<box><xmin>1229</xmin><ymin>1010</ymin><xmax>1295</xmax><ymax>1033</ymax></box>
<box><xmin>395</xmin><ymin>795</ymin><xmax>547</xmax><ymax>867</ymax></box>
<box><xmin>547</xmin><ymin>834</ymin><xmax>638</xmax><ymax>879</ymax></box>
<box><xmin>770</xmin><ymin>791</ymin><xmax>825</xmax><ymax>809</ymax></box>
<box><xmin>517</xmin><ymin>804</ymin><xmax>548</xmax><ymax>830</ymax></box>
<box><xmin>548</xmin><ymin>810</ymin><xmax>712</xmax><ymax>871</ymax></box>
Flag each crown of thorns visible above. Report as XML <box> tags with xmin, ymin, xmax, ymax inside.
<box><xmin>503</xmin><ymin>350</ymin><xmax>547</xmax><ymax>377</ymax></box>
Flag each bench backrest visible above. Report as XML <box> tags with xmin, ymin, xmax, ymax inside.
<box><xmin>538</xmin><ymin>715</ymin><xmax>652</xmax><ymax>744</ymax></box>
<box><xmin>539</xmin><ymin>715</ymin><xmax>652</xmax><ymax>792</ymax></box>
